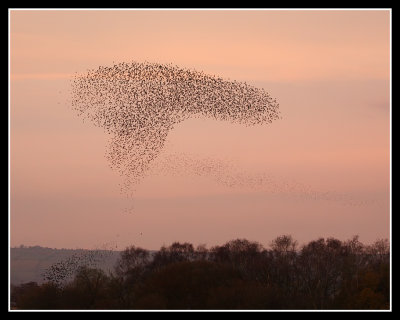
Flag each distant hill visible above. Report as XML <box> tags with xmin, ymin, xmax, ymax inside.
<box><xmin>10</xmin><ymin>246</ymin><xmax>121</xmax><ymax>285</ymax></box>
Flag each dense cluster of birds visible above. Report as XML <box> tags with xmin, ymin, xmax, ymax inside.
<box><xmin>41</xmin><ymin>249</ymin><xmax>115</xmax><ymax>287</ymax></box>
<box><xmin>71</xmin><ymin>61</ymin><xmax>281</xmax><ymax>193</ymax></box>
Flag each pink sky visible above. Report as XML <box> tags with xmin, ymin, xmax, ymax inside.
<box><xmin>10</xmin><ymin>9</ymin><xmax>391</xmax><ymax>250</ymax></box>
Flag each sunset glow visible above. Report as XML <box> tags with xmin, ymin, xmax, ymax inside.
<box><xmin>10</xmin><ymin>9</ymin><xmax>390</xmax><ymax>251</ymax></box>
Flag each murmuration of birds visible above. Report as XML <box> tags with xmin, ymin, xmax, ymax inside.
<box><xmin>41</xmin><ymin>249</ymin><xmax>115</xmax><ymax>287</ymax></box>
<box><xmin>71</xmin><ymin>61</ymin><xmax>281</xmax><ymax>194</ymax></box>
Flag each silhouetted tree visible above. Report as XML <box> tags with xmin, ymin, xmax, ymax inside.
<box><xmin>268</xmin><ymin>235</ymin><xmax>298</xmax><ymax>298</ymax></box>
<box><xmin>114</xmin><ymin>245</ymin><xmax>150</xmax><ymax>281</ymax></box>
<box><xmin>150</xmin><ymin>242</ymin><xmax>195</xmax><ymax>270</ymax></box>
<box><xmin>210</xmin><ymin>239</ymin><xmax>264</xmax><ymax>280</ymax></box>
<box><xmin>111</xmin><ymin>245</ymin><xmax>150</xmax><ymax>308</ymax></box>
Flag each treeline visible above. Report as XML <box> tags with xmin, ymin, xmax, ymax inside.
<box><xmin>10</xmin><ymin>235</ymin><xmax>390</xmax><ymax>310</ymax></box>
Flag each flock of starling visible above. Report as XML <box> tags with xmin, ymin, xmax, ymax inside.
<box><xmin>71</xmin><ymin>61</ymin><xmax>281</xmax><ymax>193</ymax></box>
<box><xmin>70</xmin><ymin>61</ymin><xmax>375</xmax><ymax>207</ymax></box>
<box><xmin>41</xmin><ymin>249</ymin><xmax>115</xmax><ymax>287</ymax></box>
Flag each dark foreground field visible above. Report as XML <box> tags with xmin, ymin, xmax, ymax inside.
<box><xmin>10</xmin><ymin>235</ymin><xmax>390</xmax><ymax>310</ymax></box>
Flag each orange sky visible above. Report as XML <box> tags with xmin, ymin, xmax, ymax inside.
<box><xmin>9</xmin><ymin>9</ymin><xmax>391</xmax><ymax>250</ymax></box>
